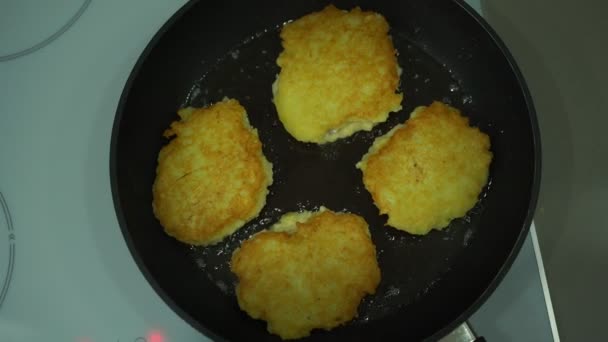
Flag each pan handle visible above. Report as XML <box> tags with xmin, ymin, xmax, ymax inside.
<box><xmin>439</xmin><ymin>321</ymin><xmax>486</xmax><ymax>342</ymax></box>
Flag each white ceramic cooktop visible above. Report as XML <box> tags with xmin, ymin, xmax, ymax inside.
<box><xmin>0</xmin><ymin>1</ymin><xmax>557</xmax><ymax>341</ymax></box>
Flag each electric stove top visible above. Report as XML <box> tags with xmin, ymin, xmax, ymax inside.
<box><xmin>0</xmin><ymin>1</ymin><xmax>558</xmax><ymax>341</ymax></box>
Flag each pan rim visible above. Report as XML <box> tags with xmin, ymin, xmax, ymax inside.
<box><xmin>109</xmin><ymin>0</ymin><xmax>224</xmax><ymax>341</ymax></box>
<box><xmin>109</xmin><ymin>0</ymin><xmax>542</xmax><ymax>341</ymax></box>
<box><xmin>424</xmin><ymin>0</ymin><xmax>542</xmax><ymax>341</ymax></box>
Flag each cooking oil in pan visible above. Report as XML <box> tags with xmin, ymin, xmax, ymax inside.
<box><xmin>184</xmin><ymin>25</ymin><xmax>490</xmax><ymax>323</ymax></box>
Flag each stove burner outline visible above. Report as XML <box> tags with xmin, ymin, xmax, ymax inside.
<box><xmin>0</xmin><ymin>191</ymin><xmax>15</xmax><ymax>309</ymax></box>
<box><xmin>0</xmin><ymin>0</ymin><xmax>92</xmax><ymax>62</ymax></box>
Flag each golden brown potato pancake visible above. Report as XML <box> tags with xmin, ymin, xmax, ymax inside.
<box><xmin>152</xmin><ymin>98</ymin><xmax>273</xmax><ymax>245</ymax></box>
<box><xmin>357</xmin><ymin>101</ymin><xmax>492</xmax><ymax>235</ymax></box>
<box><xmin>231</xmin><ymin>207</ymin><xmax>380</xmax><ymax>339</ymax></box>
<box><xmin>273</xmin><ymin>5</ymin><xmax>403</xmax><ymax>144</ymax></box>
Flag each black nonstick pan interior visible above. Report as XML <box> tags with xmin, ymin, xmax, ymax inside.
<box><xmin>110</xmin><ymin>0</ymin><xmax>540</xmax><ymax>341</ymax></box>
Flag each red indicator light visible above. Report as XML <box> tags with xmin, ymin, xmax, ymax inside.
<box><xmin>148</xmin><ymin>330</ymin><xmax>165</xmax><ymax>342</ymax></box>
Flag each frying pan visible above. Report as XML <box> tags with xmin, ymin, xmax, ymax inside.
<box><xmin>110</xmin><ymin>0</ymin><xmax>541</xmax><ymax>341</ymax></box>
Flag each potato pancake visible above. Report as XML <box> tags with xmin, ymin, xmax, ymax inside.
<box><xmin>357</xmin><ymin>101</ymin><xmax>492</xmax><ymax>235</ymax></box>
<box><xmin>152</xmin><ymin>98</ymin><xmax>273</xmax><ymax>245</ymax></box>
<box><xmin>273</xmin><ymin>5</ymin><xmax>403</xmax><ymax>144</ymax></box>
<box><xmin>231</xmin><ymin>207</ymin><xmax>380</xmax><ymax>339</ymax></box>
